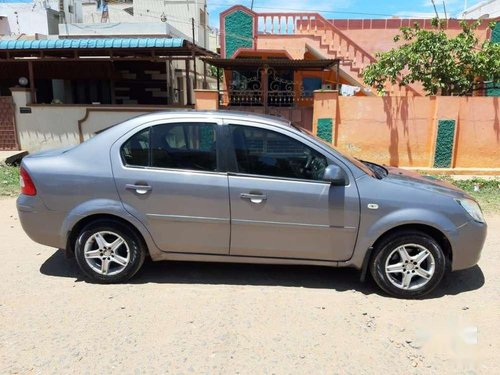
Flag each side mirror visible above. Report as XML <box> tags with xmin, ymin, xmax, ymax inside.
<box><xmin>323</xmin><ymin>165</ymin><xmax>347</xmax><ymax>186</ymax></box>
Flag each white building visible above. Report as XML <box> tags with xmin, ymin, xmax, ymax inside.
<box><xmin>460</xmin><ymin>0</ymin><xmax>500</xmax><ymax>19</ymax></box>
<box><xmin>0</xmin><ymin>0</ymin><xmax>218</xmax><ymax>52</ymax></box>
<box><xmin>60</xmin><ymin>0</ymin><xmax>217</xmax><ymax>51</ymax></box>
<box><xmin>0</xmin><ymin>0</ymin><xmax>219</xmax><ymax>108</ymax></box>
<box><xmin>0</xmin><ymin>0</ymin><xmax>82</xmax><ymax>36</ymax></box>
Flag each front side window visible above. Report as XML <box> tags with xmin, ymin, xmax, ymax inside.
<box><xmin>230</xmin><ymin>125</ymin><xmax>328</xmax><ymax>180</ymax></box>
<box><xmin>151</xmin><ymin>123</ymin><xmax>217</xmax><ymax>172</ymax></box>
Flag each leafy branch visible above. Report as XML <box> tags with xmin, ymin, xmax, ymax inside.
<box><xmin>363</xmin><ymin>19</ymin><xmax>500</xmax><ymax>96</ymax></box>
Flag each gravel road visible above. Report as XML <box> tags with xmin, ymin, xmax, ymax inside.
<box><xmin>0</xmin><ymin>197</ymin><xmax>498</xmax><ymax>374</ymax></box>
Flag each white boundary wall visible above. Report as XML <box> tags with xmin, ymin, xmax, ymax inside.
<box><xmin>11</xmin><ymin>89</ymin><xmax>159</xmax><ymax>152</ymax></box>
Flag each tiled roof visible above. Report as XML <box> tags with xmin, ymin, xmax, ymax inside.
<box><xmin>0</xmin><ymin>38</ymin><xmax>186</xmax><ymax>50</ymax></box>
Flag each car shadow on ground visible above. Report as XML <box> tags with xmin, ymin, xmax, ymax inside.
<box><xmin>39</xmin><ymin>249</ymin><xmax>485</xmax><ymax>299</ymax></box>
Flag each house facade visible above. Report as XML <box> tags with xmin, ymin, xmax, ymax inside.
<box><xmin>216</xmin><ymin>5</ymin><xmax>497</xmax><ymax>106</ymax></box>
<box><xmin>460</xmin><ymin>0</ymin><xmax>500</xmax><ymax>19</ymax></box>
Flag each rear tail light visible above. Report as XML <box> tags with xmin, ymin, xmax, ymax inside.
<box><xmin>20</xmin><ymin>167</ymin><xmax>37</xmax><ymax>196</ymax></box>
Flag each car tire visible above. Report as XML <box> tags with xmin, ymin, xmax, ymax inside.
<box><xmin>370</xmin><ymin>230</ymin><xmax>447</xmax><ymax>298</ymax></box>
<box><xmin>74</xmin><ymin>219</ymin><xmax>146</xmax><ymax>283</ymax></box>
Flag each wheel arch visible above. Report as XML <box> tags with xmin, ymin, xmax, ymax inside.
<box><xmin>66</xmin><ymin>213</ymin><xmax>148</xmax><ymax>258</ymax></box>
<box><xmin>372</xmin><ymin>224</ymin><xmax>452</xmax><ymax>262</ymax></box>
<box><xmin>360</xmin><ymin>223</ymin><xmax>453</xmax><ymax>281</ymax></box>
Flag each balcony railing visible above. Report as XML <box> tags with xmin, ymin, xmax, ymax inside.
<box><xmin>219</xmin><ymin>89</ymin><xmax>314</xmax><ymax>107</ymax></box>
<box><xmin>257</xmin><ymin>13</ymin><xmax>326</xmax><ymax>35</ymax></box>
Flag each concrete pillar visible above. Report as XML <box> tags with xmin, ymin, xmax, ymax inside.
<box><xmin>9</xmin><ymin>88</ymin><xmax>32</xmax><ymax>151</ymax></box>
<box><xmin>185</xmin><ymin>59</ymin><xmax>192</xmax><ymax>106</ymax></box>
<box><xmin>194</xmin><ymin>89</ymin><xmax>219</xmax><ymax>110</ymax></box>
<box><xmin>312</xmin><ymin>90</ymin><xmax>338</xmax><ymax>144</ymax></box>
<box><xmin>10</xmin><ymin>87</ymin><xmax>31</xmax><ymax>108</ymax></box>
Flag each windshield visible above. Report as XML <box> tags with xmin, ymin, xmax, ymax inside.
<box><xmin>291</xmin><ymin>124</ymin><xmax>377</xmax><ymax>178</ymax></box>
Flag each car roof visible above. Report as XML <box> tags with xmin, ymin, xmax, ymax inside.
<box><xmin>76</xmin><ymin>109</ymin><xmax>366</xmax><ymax>180</ymax></box>
<box><xmin>131</xmin><ymin>110</ymin><xmax>293</xmax><ymax>129</ymax></box>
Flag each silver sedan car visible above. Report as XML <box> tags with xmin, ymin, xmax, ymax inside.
<box><xmin>17</xmin><ymin>111</ymin><xmax>487</xmax><ymax>298</ymax></box>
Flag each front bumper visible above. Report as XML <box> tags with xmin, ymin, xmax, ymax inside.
<box><xmin>448</xmin><ymin>219</ymin><xmax>487</xmax><ymax>271</ymax></box>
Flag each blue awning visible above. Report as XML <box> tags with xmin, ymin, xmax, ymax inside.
<box><xmin>0</xmin><ymin>38</ymin><xmax>186</xmax><ymax>50</ymax></box>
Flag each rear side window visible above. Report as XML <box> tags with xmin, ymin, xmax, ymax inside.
<box><xmin>120</xmin><ymin>123</ymin><xmax>217</xmax><ymax>172</ymax></box>
<box><xmin>151</xmin><ymin>123</ymin><xmax>217</xmax><ymax>172</ymax></box>
<box><xmin>121</xmin><ymin>127</ymin><xmax>150</xmax><ymax>167</ymax></box>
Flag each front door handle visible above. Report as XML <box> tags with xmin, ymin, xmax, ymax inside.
<box><xmin>240</xmin><ymin>193</ymin><xmax>267</xmax><ymax>204</ymax></box>
<box><xmin>126</xmin><ymin>183</ymin><xmax>152</xmax><ymax>195</ymax></box>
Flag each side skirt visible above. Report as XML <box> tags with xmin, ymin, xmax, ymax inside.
<box><xmin>151</xmin><ymin>251</ymin><xmax>342</xmax><ymax>268</ymax></box>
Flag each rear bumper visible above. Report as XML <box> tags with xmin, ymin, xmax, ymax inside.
<box><xmin>17</xmin><ymin>195</ymin><xmax>65</xmax><ymax>249</ymax></box>
<box><xmin>448</xmin><ymin>219</ymin><xmax>487</xmax><ymax>271</ymax></box>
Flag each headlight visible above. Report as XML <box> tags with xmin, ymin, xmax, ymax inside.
<box><xmin>456</xmin><ymin>198</ymin><xmax>485</xmax><ymax>223</ymax></box>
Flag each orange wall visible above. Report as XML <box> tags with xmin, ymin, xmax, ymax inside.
<box><xmin>455</xmin><ymin>97</ymin><xmax>500</xmax><ymax>168</ymax></box>
<box><xmin>194</xmin><ymin>90</ymin><xmax>500</xmax><ymax>170</ymax></box>
<box><xmin>316</xmin><ymin>95</ymin><xmax>500</xmax><ymax>169</ymax></box>
<box><xmin>328</xmin><ymin>18</ymin><xmax>493</xmax><ymax>57</ymax></box>
<box><xmin>257</xmin><ymin>19</ymin><xmax>492</xmax><ymax>63</ymax></box>
<box><xmin>194</xmin><ymin>90</ymin><xmax>219</xmax><ymax>110</ymax></box>
<box><xmin>256</xmin><ymin>35</ymin><xmax>309</xmax><ymax>59</ymax></box>
<box><xmin>335</xmin><ymin>96</ymin><xmax>434</xmax><ymax>167</ymax></box>
<box><xmin>337</xmin><ymin>28</ymin><xmax>491</xmax><ymax>57</ymax></box>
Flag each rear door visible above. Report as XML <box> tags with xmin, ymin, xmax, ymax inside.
<box><xmin>110</xmin><ymin>117</ymin><xmax>230</xmax><ymax>255</ymax></box>
<box><xmin>225</xmin><ymin>121</ymin><xmax>360</xmax><ymax>261</ymax></box>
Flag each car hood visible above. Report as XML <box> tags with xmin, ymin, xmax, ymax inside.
<box><xmin>383</xmin><ymin>167</ymin><xmax>469</xmax><ymax>198</ymax></box>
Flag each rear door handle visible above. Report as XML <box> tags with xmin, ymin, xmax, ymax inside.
<box><xmin>240</xmin><ymin>193</ymin><xmax>267</xmax><ymax>204</ymax></box>
<box><xmin>125</xmin><ymin>184</ymin><xmax>152</xmax><ymax>195</ymax></box>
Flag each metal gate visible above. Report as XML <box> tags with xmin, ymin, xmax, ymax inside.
<box><xmin>0</xmin><ymin>97</ymin><xmax>18</xmax><ymax>151</ymax></box>
<box><xmin>224</xmin><ymin>105</ymin><xmax>313</xmax><ymax>131</ymax></box>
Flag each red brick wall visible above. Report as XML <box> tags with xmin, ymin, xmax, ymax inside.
<box><xmin>0</xmin><ymin>97</ymin><xmax>18</xmax><ymax>150</ymax></box>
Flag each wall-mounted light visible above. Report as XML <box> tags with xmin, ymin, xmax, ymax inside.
<box><xmin>18</xmin><ymin>77</ymin><xmax>28</xmax><ymax>87</ymax></box>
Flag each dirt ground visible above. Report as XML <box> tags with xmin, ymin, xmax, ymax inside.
<box><xmin>0</xmin><ymin>197</ymin><xmax>498</xmax><ymax>374</ymax></box>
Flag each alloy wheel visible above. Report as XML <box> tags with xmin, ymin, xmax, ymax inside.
<box><xmin>384</xmin><ymin>243</ymin><xmax>436</xmax><ymax>290</ymax></box>
<box><xmin>83</xmin><ymin>231</ymin><xmax>130</xmax><ymax>276</ymax></box>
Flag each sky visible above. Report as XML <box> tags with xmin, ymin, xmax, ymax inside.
<box><xmin>207</xmin><ymin>0</ymin><xmax>486</xmax><ymax>28</ymax></box>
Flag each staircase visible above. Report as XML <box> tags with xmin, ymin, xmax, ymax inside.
<box><xmin>255</xmin><ymin>13</ymin><xmax>423</xmax><ymax>96</ymax></box>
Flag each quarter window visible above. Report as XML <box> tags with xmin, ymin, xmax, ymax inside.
<box><xmin>121</xmin><ymin>127</ymin><xmax>150</xmax><ymax>167</ymax></box>
<box><xmin>230</xmin><ymin>125</ymin><xmax>328</xmax><ymax>180</ymax></box>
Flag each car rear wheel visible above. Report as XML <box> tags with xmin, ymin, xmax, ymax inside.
<box><xmin>370</xmin><ymin>230</ymin><xmax>447</xmax><ymax>298</ymax></box>
<box><xmin>74</xmin><ymin>219</ymin><xmax>146</xmax><ymax>283</ymax></box>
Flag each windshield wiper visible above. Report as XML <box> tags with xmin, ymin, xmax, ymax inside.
<box><xmin>358</xmin><ymin>159</ymin><xmax>387</xmax><ymax>179</ymax></box>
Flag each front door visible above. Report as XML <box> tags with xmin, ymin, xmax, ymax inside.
<box><xmin>111</xmin><ymin>119</ymin><xmax>230</xmax><ymax>255</ymax></box>
<box><xmin>226</xmin><ymin>122</ymin><xmax>359</xmax><ymax>261</ymax></box>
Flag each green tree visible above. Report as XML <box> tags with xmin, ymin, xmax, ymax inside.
<box><xmin>209</xmin><ymin>65</ymin><xmax>224</xmax><ymax>83</ymax></box>
<box><xmin>363</xmin><ymin>19</ymin><xmax>500</xmax><ymax>96</ymax></box>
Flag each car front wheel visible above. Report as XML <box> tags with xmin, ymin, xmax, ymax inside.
<box><xmin>370</xmin><ymin>230</ymin><xmax>447</xmax><ymax>298</ymax></box>
<box><xmin>74</xmin><ymin>219</ymin><xmax>146</xmax><ymax>283</ymax></box>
